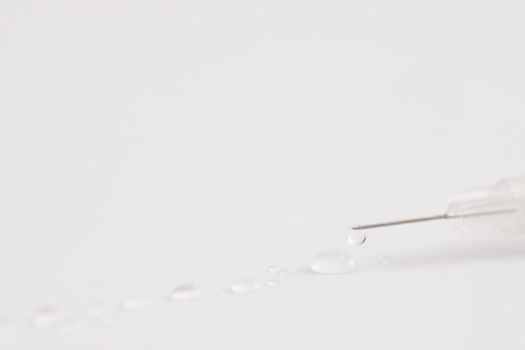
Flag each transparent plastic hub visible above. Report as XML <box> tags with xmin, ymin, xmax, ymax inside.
<box><xmin>447</xmin><ymin>177</ymin><xmax>525</xmax><ymax>235</ymax></box>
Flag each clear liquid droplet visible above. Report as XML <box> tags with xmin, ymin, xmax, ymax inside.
<box><xmin>88</xmin><ymin>303</ymin><xmax>117</xmax><ymax>317</ymax></box>
<box><xmin>121</xmin><ymin>298</ymin><xmax>153</xmax><ymax>311</ymax></box>
<box><xmin>87</xmin><ymin>303</ymin><xmax>122</xmax><ymax>326</ymax></box>
<box><xmin>267</xmin><ymin>265</ymin><xmax>279</xmax><ymax>274</ymax></box>
<box><xmin>379</xmin><ymin>256</ymin><xmax>393</xmax><ymax>265</ymax></box>
<box><xmin>0</xmin><ymin>320</ymin><xmax>13</xmax><ymax>334</ymax></box>
<box><xmin>168</xmin><ymin>284</ymin><xmax>202</xmax><ymax>301</ymax></box>
<box><xmin>265</xmin><ymin>277</ymin><xmax>282</xmax><ymax>286</ymax></box>
<box><xmin>345</xmin><ymin>228</ymin><xmax>366</xmax><ymax>246</ymax></box>
<box><xmin>30</xmin><ymin>306</ymin><xmax>62</xmax><ymax>327</ymax></box>
<box><xmin>56</xmin><ymin>315</ymin><xmax>84</xmax><ymax>335</ymax></box>
<box><xmin>310</xmin><ymin>250</ymin><xmax>359</xmax><ymax>274</ymax></box>
<box><xmin>267</xmin><ymin>265</ymin><xmax>288</xmax><ymax>276</ymax></box>
<box><xmin>230</xmin><ymin>278</ymin><xmax>261</xmax><ymax>293</ymax></box>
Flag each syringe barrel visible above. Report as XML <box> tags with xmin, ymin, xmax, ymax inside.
<box><xmin>446</xmin><ymin>176</ymin><xmax>525</xmax><ymax>235</ymax></box>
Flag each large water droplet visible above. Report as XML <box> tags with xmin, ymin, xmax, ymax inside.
<box><xmin>310</xmin><ymin>250</ymin><xmax>359</xmax><ymax>274</ymax></box>
<box><xmin>168</xmin><ymin>284</ymin><xmax>202</xmax><ymax>301</ymax></box>
<box><xmin>345</xmin><ymin>228</ymin><xmax>366</xmax><ymax>246</ymax></box>
<box><xmin>230</xmin><ymin>278</ymin><xmax>261</xmax><ymax>293</ymax></box>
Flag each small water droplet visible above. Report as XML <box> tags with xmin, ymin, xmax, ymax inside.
<box><xmin>277</xmin><ymin>269</ymin><xmax>288</xmax><ymax>276</ymax></box>
<box><xmin>230</xmin><ymin>278</ymin><xmax>261</xmax><ymax>293</ymax></box>
<box><xmin>0</xmin><ymin>320</ymin><xmax>13</xmax><ymax>334</ymax></box>
<box><xmin>30</xmin><ymin>306</ymin><xmax>62</xmax><ymax>327</ymax></box>
<box><xmin>345</xmin><ymin>228</ymin><xmax>366</xmax><ymax>246</ymax></box>
<box><xmin>86</xmin><ymin>302</ymin><xmax>125</xmax><ymax>326</ymax></box>
<box><xmin>56</xmin><ymin>315</ymin><xmax>84</xmax><ymax>335</ymax></box>
<box><xmin>310</xmin><ymin>250</ymin><xmax>359</xmax><ymax>274</ymax></box>
<box><xmin>121</xmin><ymin>298</ymin><xmax>153</xmax><ymax>310</ymax></box>
<box><xmin>168</xmin><ymin>284</ymin><xmax>202</xmax><ymax>301</ymax></box>
<box><xmin>267</xmin><ymin>265</ymin><xmax>279</xmax><ymax>273</ymax></box>
<box><xmin>267</xmin><ymin>265</ymin><xmax>289</xmax><ymax>276</ymax></box>
<box><xmin>379</xmin><ymin>256</ymin><xmax>393</xmax><ymax>265</ymax></box>
<box><xmin>265</xmin><ymin>277</ymin><xmax>282</xmax><ymax>286</ymax></box>
<box><xmin>87</xmin><ymin>303</ymin><xmax>117</xmax><ymax>318</ymax></box>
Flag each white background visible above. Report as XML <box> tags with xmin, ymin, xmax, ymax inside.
<box><xmin>1</xmin><ymin>0</ymin><xmax>525</xmax><ymax>349</ymax></box>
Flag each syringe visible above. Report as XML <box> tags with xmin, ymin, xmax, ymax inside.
<box><xmin>352</xmin><ymin>176</ymin><xmax>525</xmax><ymax>235</ymax></box>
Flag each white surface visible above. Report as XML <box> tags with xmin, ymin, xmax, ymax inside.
<box><xmin>1</xmin><ymin>0</ymin><xmax>525</xmax><ymax>349</ymax></box>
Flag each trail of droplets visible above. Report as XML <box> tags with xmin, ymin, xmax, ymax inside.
<box><xmin>2</xmin><ymin>227</ymin><xmax>369</xmax><ymax>338</ymax></box>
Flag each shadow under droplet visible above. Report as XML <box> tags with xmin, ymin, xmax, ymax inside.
<box><xmin>296</xmin><ymin>266</ymin><xmax>315</xmax><ymax>275</ymax></box>
<box><xmin>384</xmin><ymin>237</ymin><xmax>525</xmax><ymax>270</ymax></box>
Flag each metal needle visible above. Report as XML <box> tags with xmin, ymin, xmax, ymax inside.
<box><xmin>352</xmin><ymin>209</ymin><xmax>515</xmax><ymax>231</ymax></box>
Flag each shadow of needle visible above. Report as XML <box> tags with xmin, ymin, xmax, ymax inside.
<box><xmin>383</xmin><ymin>237</ymin><xmax>525</xmax><ymax>270</ymax></box>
